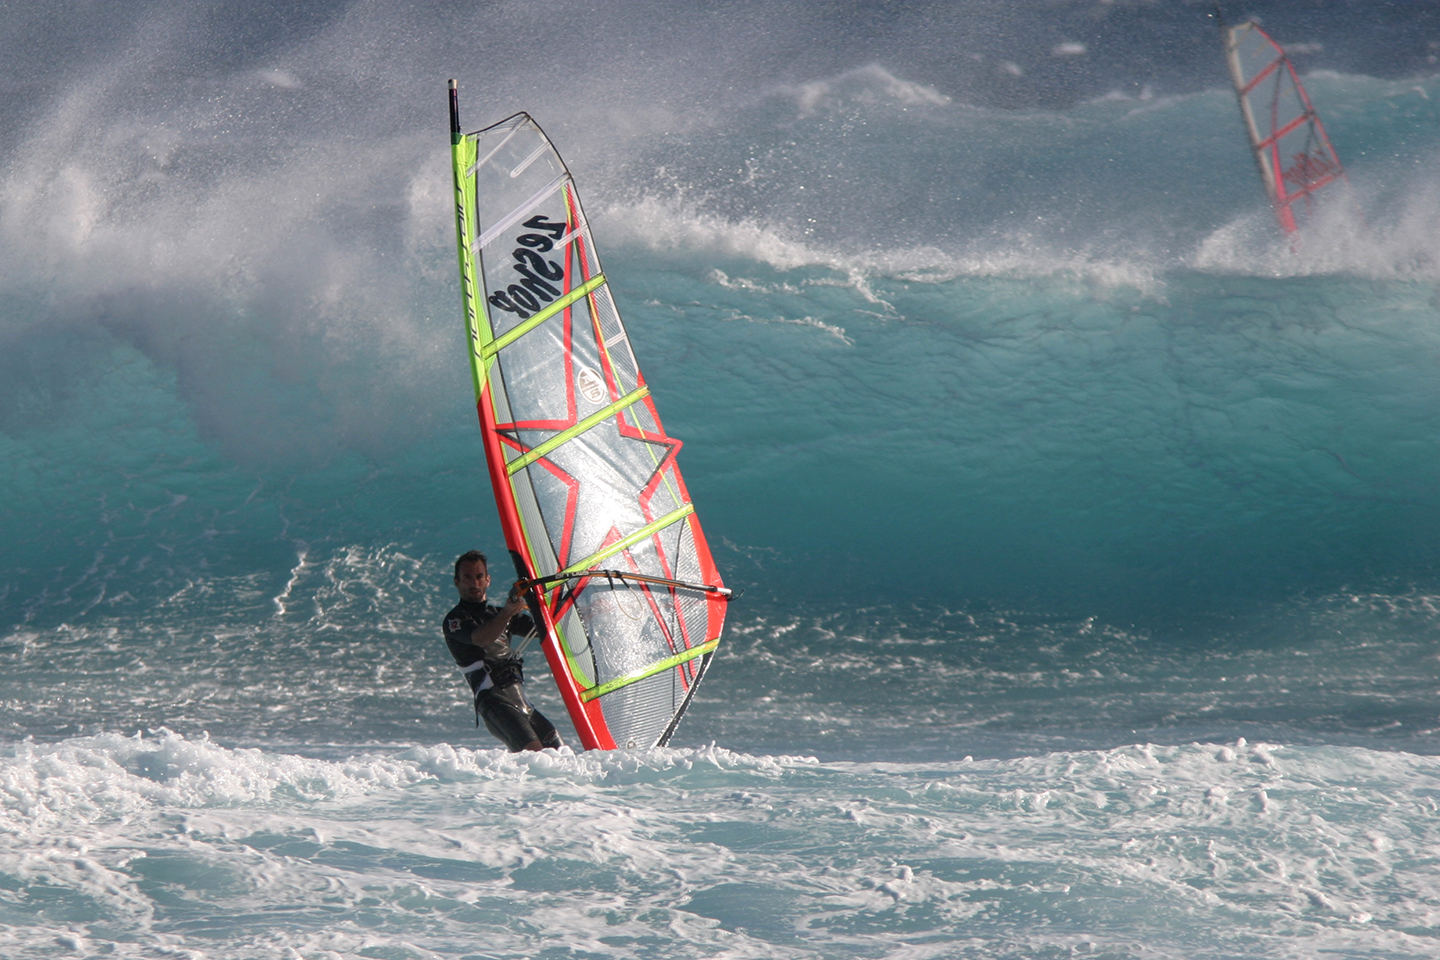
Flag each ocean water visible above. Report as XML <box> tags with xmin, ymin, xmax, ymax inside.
<box><xmin>5</xmin><ymin>1</ymin><xmax>1440</xmax><ymax>956</ymax></box>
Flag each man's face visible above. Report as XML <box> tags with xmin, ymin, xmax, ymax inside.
<box><xmin>455</xmin><ymin>559</ymin><xmax>490</xmax><ymax>603</ymax></box>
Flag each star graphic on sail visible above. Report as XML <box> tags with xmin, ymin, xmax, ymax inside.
<box><xmin>499</xmin><ymin>406</ymin><xmax>699</xmax><ymax>660</ymax></box>
<box><xmin>500</xmin><ymin>405</ymin><xmax>686</xmax><ymax>574</ymax></box>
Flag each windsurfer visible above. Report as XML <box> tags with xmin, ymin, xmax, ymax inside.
<box><xmin>442</xmin><ymin>550</ymin><xmax>563</xmax><ymax>752</ymax></box>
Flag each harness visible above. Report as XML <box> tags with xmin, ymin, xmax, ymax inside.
<box><xmin>458</xmin><ymin>656</ymin><xmax>525</xmax><ymax>725</ymax></box>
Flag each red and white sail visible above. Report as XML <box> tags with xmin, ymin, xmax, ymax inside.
<box><xmin>1223</xmin><ymin>21</ymin><xmax>1345</xmax><ymax>234</ymax></box>
<box><xmin>449</xmin><ymin>95</ymin><xmax>729</xmax><ymax>750</ymax></box>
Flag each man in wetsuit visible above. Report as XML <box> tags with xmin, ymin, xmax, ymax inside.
<box><xmin>442</xmin><ymin>550</ymin><xmax>563</xmax><ymax>752</ymax></box>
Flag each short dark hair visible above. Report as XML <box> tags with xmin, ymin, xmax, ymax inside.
<box><xmin>454</xmin><ymin>550</ymin><xmax>488</xmax><ymax>579</ymax></box>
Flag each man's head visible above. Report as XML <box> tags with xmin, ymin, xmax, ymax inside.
<box><xmin>454</xmin><ymin>550</ymin><xmax>490</xmax><ymax>603</ymax></box>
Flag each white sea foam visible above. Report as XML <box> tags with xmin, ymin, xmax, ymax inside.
<box><xmin>1</xmin><ymin>732</ymin><xmax>1438</xmax><ymax>958</ymax></box>
<box><xmin>1193</xmin><ymin>173</ymin><xmax>1440</xmax><ymax>280</ymax></box>
<box><xmin>770</xmin><ymin>63</ymin><xmax>952</xmax><ymax>117</ymax></box>
<box><xmin>604</xmin><ymin>193</ymin><xmax>1165</xmax><ymax>293</ymax></box>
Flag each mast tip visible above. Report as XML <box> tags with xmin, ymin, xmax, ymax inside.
<box><xmin>448</xmin><ymin>78</ymin><xmax>456</xmax><ymax>90</ymax></box>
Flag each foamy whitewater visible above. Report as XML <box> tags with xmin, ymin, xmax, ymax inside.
<box><xmin>4</xmin><ymin>1</ymin><xmax>1440</xmax><ymax>957</ymax></box>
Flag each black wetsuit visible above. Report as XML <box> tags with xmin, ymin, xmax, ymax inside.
<box><xmin>441</xmin><ymin>599</ymin><xmax>562</xmax><ymax>752</ymax></box>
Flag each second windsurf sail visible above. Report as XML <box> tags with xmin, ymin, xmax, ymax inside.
<box><xmin>447</xmin><ymin>84</ymin><xmax>729</xmax><ymax>750</ymax></box>
<box><xmin>1222</xmin><ymin>18</ymin><xmax>1345</xmax><ymax>234</ymax></box>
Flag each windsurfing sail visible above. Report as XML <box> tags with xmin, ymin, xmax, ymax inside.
<box><xmin>1222</xmin><ymin>19</ymin><xmax>1345</xmax><ymax>234</ymax></box>
<box><xmin>447</xmin><ymin>82</ymin><xmax>730</xmax><ymax>750</ymax></box>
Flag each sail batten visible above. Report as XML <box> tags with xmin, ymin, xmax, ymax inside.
<box><xmin>506</xmin><ymin>386</ymin><xmax>652</xmax><ymax>475</ymax></box>
<box><xmin>580</xmin><ymin>640</ymin><xmax>721</xmax><ymax>702</ymax></box>
<box><xmin>474</xmin><ymin>173</ymin><xmax>571</xmax><ymax>251</ymax></box>
<box><xmin>558</xmin><ymin>504</ymin><xmax>698</xmax><ymax>577</ymax></box>
<box><xmin>449</xmin><ymin>102</ymin><xmax>728</xmax><ymax>750</ymax></box>
<box><xmin>481</xmin><ymin>275</ymin><xmax>608</xmax><ymax>358</ymax></box>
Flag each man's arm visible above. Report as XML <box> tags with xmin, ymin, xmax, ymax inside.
<box><xmin>468</xmin><ymin>584</ymin><xmax>530</xmax><ymax>656</ymax></box>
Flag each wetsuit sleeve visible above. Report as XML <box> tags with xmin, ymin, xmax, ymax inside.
<box><xmin>443</xmin><ymin>611</ymin><xmax>476</xmax><ymax>648</ymax></box>
<box><xmin>443</xmin><ymin>604</ymin><xmax>504</xmax><ymax>665</ymax></box>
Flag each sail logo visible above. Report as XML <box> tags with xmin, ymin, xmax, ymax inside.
<box><xmin>487</xmin><ymin>215</ymin><xmax>569</xmax><ymax>320</ymax></box>
<box><xmin>576</xmin><ymin>367</ymin><xmax>606</xmax><ymax>404</ymax></box>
